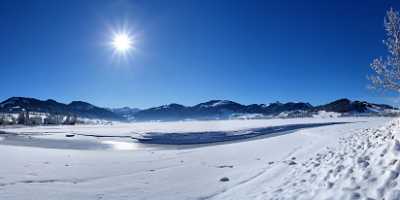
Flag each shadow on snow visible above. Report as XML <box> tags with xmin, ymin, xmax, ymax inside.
<box><xmin>133</xmin><ymin>122</ymin><xmax>351</xmax><ymax>146</ymax></box>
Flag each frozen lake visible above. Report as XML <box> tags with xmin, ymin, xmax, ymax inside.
<box><xmin>1</xmin><ymin>121</ymin><xmax>349</xmax><ymax>148</ymax></box>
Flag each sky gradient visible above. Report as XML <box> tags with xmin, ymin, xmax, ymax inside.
<box><xmin>1</xmin><ymin>0</ymin><xmax>400</xmax><ymax>109</ymax></box>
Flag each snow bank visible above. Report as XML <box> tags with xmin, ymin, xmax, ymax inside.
<box><xmin>266</xmin><ymin>118</ymin><xmax>400</xmax><ymax>199</ymax></box>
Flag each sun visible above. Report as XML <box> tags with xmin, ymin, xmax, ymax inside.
<box><xmin>111</xmin><ymin>32</ymin><xmax>133</xmax><ymax>53</ymax></box>
<box><xmin>107</xmin><ymin>26</ymin><xmax>138</xmax><ymax>62</ymax></box>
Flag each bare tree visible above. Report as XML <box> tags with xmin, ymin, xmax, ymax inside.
<box><xmin>369</xmin><ymin>8</ymin><xmax>400</xmax><ymax>91</ymax></box>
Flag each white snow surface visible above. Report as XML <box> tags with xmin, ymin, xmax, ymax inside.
<box><xmin>0</xmin><ymin>117</ymin><xmax>398</xmax><ymax>199</ymax></box>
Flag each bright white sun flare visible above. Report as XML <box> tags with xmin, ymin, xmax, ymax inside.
<box><xmin>112</xmin><ymin>33</ymin><xmax>132</xmax><ymax>53</ymax></box>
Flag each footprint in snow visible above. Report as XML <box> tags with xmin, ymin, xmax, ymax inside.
<box><xmin>350</xmin><ymin>192</ymin><xmax>361</xmax><ymax>199</ymax></box>
<box><xmin>388</xmin><ymin>189</ymin><xmax>400</xmax><ymax>200</ymax></box>
<box><xmin>287</xmin><ymin>161</ymin><xmax>297</xmax><ymax>165</ymax></box>
<box><xmin>219</xmin><ymin>177</ymin><xmax>229</xmax><ymax>182</ymax></box>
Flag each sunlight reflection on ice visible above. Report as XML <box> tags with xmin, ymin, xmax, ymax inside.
<box><xmin>102</xmin><ymin>141</ymin><xmax>138</xmax><ymax>150</ymax></box>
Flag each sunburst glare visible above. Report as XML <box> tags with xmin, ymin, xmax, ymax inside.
<box><xmin>112</xmin><ymin>32</ymin><xmax>133</xmax><ymax>53</ymax></box>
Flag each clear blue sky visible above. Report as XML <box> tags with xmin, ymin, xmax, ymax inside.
<box><xmin>1</xmin><ymin>0</ymin><xmax>400</xmax><ymax>108</ymax></box>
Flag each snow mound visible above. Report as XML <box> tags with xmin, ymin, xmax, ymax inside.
<box><xmin>269</xmin><ymin>119</ymin><xmax>400</xmax><ymax>200</ymax></box>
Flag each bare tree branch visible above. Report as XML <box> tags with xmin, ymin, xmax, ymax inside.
<box><xmin>369</xmin><ymin>8</ymin><xmax>400</xmax><ymax>92</ymax></box>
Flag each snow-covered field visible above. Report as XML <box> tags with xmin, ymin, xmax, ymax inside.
<box><xmin>0</xmin><ymin>117</ymin><xmax>397</xmax><ymax>199</ymax></box>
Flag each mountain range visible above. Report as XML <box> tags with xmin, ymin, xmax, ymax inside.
<box><xmin>0</xmin><ymin>97</ymin><xmax>123</xmax><ymax>121</ymax></box>
<box><xmin>132</xmin><ymin>99</ymin><xmax>396</xmax><ymax>121</ymax></box>
<box><xmin>0</xmin><ymin>97</ymin><xmax>397</xmax><ymax>123</ymax></box>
